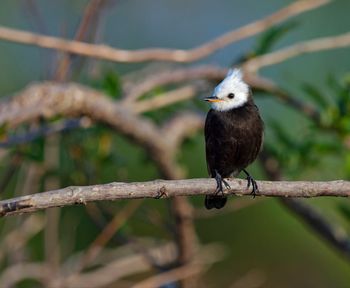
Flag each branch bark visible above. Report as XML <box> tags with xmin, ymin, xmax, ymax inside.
<box><xmin>0</xmin><ymin>178</ymin><xmax>349</xmax><ymax>217</ymax></box>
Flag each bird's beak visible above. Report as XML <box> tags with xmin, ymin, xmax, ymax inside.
<box><xmin>204</xmin><ymin>96</ymin><xmax>223</xmax><ymax>102</ymax></box>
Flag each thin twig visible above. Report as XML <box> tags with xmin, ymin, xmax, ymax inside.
<box><xmin>0</xmin><ymin>263</ymin><xmax>49</xmax><ymax>288</ymax></box>
<box><xmin>280</xmin><ymin>198</ymin><xmax>350</xmax><ymax>261</ymax></box>
<box><xmin>0</xmin><ymin>0</ymin><xmax>329</xmax><ymax>63</ymax></box>
<box><xmin>77</xmin><ymin>200</ymin><xmax>143</xmax><ymax>271</ymax></box>
<box><xmin>259</xmin><ymin>150</ymin><xmax>350</xmax><ymax>262</ymax></box>
<box><xmin>131</xmin><ymin>85</ymin><xmax>197</xmax><ymax>114</ymax></box>
<box><xmin>131</xmin><ymin>243</ymin><xmax>225</xmax><ymax>288</ymax></box>
<box><xmin>55</xmin><ymin>0</ymin><xmax>108</xmax><ymax>80</ymax></box>
<box><xmin>123</xmin><ymin>66</ymin><xmax>225</xmax><ymax>103</ymax></box>
<box><xmin>243</xmin><ymin>32</ymin><xmax>350</xmax><ymax>73</ymax></box>
<box><xmin>0</xmin><ymin>118</ymin><xmax>92</xmax><ymax>148</ymax></box>
<box><xmin>131</xmin><ymin>263</ymin><xmax>204</xmax><ymax>288</ymax></box>
<box><xmin>0</xmin><ymin>179</ymin><xmax>349</xmax><ymax>217</ymax></box>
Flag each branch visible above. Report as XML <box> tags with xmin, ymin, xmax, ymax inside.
<box><xmin>55</xmin><ymin>0</ymin><xmax>109</xmax><ymax>80</ymax></box>
<box><xmin>243</xmin><ymin>32</ymin><xmax>350</xmax><ymax>73</ymax></box>
<box><xmin>0</xmin><ymin>0</ymin><xmax>329</xmax><ymax>63</ymax></box>
<box><xmin>247</xmin><ymin>74</ymin><xmax>321</xmax><ymax>123</ymax></box>
<box><xmin>280</xmin><ymin>198</ymin><xmax>350</xmax><ymax>260</ymax></box>
<box><xmin>259</xmin><ymin>151</ymin><xmax>350</xmax><ymax>262</ymax></box>
<box><xmin>0</xmin><ymin>178</ymin><xmax>349</xmax><ymax>217</ymax></box>
<box><xmin>122</xmin><ymin>66</ymin><xmax>226</xmax><ymax>103</ymax></box>
<box><xmin>131</xmin><ymin>85</ymin><xmax>197</xmax><ymax>113</ymax></box>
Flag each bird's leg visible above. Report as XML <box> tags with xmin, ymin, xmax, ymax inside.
<box><xmin>242</xmin><ymin>169</ymin><xmax>258</xmax><ymax>198</ymax></box>
<box><xmin>214</xmin><ymin>170</ymin><xmax>230</xmax><ymax>196</ymax></box>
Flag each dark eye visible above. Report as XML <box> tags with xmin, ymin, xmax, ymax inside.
<box><xmin>227</xmin><ymin>93</ymin><xmax>235</xmax><ymax>99</ymax></box>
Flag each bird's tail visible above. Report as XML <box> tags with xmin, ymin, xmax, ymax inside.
<box><xmin>205</xmin><ymin>195</ymin><xmax>227</xmax><ymax>209</ymax></box>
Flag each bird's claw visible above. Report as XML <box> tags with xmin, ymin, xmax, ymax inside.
<box><xmin>243</xmin><ymin>169</ymin><xmax>259</xmax><ymax>198</ymax></box>
<box><xmin>214</xmin><ymin>170</ymin><xmax>230</xmax><ymax>196</ymax></box>
<box><xmin>155</xmin><ymin>186</ymin><xmax>167</xmax><ymax>199</ymax></box>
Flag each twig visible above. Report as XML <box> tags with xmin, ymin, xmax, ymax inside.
<box><xmin>55</xmin><ymin>0</ymin><xmax>109</xmax><ymax>80</ymax></box>
<box><xmin>55</xmin><ymin>242</ymin><xmax>177</xmax><ymax>288</ymax></box>
<box><xmin>247</xmin><ymin>74</ymin><xmax>321</xmax><ymax>124</ymax></box>
<box><xmin>259</xmin><ymin>150</ymin><xmax>350</xmax><ymax>262</ymax></box>
<box><xmin>243</xmin><ymin>32</ymin><xmax>350</xmax><ymax>73</ymax></box>
<box><xmin>123</xmin><ymin>66</ymin><xmax>225</xmax><ymax>103</ymax></box>
<box><xmin>0</xmin><ymin>215</ymin><xmax>44</xmax><ymax>262</ymax></box>
<box><xmin>131</xmin><ymin>85</ymin><xmax>197</xmax><ymax>114</ymax></box>
<box><xmin>131</xmin><ymin>243</ymin><xmax>225</xmax><ymax>288</ymax></box>
<box><xmin>77</xmin><ymin>200</ymin><xmax>143</xmax><ymax>271</ymax></box>
<box><xmin>0</xmin><ymin>1</ymin><xmax>329</xmax><ymax>63</ymax></box>
<box><xmin>131</xmin><ymin>263</ymin><xmax>203</xmax><ymax>288</ymax></box>
<box><xmin>0</xmin><ymin>263</ymin><xmax>49</xmax><ymax>288</ymax></box>
<box><xmin>229</xmin><ymin>269</ymin><xmax>266</xmax><ymax>288</ymax></box>
<box><xmin>0</xmin><ymin>118</ymin><xmax>92</xmax><ymax>148</ymax></box>
<box><xmin>0</xmin><ymin>178</ymin><xmax>349</xmax><ymax>217</ymax></box>
<box><xmin>280</xmin><ymin>198</ymin><xmax>350</xmax><ymax>260</ymax></box>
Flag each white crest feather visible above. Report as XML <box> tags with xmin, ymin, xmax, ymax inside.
<box><xmin>226</xmin><ymin>68</ymin><xmax>243</xmax><ymax>80</ymax></box>
<box><xmin>210</xmin><ymin>68</ymin><xmax>249</xmax><ymax>112</ymax></box>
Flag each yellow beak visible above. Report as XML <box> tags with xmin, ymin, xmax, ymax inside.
<box><xmin>204</xmin><ymin>96</ymin><xmax>223</xmax><ymax>103</ymax></box>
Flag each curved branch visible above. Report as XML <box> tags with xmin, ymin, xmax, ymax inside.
<box><xmin>0</xmin><ymin>0</ymin><xmax>329</xmax><ymax>63</ymax></box>
<box><xmin>243</xmin><ymin>32</ymin><xmax>350</xmax><ymax>73</ymax></box>
<box><xmin>0</xmin><ymin>178</ymin><xmax>349</xmax><ymax>217</ymax></box>
<box><xmin>0</xmin><ymin>82</ymin><xmax>187</xmax><ymax>179</ymax></box>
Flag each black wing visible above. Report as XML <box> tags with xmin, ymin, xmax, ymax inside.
<box><xmin>205</xmin><ymin>109</ymin><xmax>239</xmax><ymax>178</ymax></box>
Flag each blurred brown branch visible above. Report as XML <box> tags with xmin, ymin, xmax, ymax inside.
<box><xmin>0</xmin><ymin>82</ymin><xmax>202</xmax><ymax>179</ymax></box>
<box><xmin>0</xmin><ymin>178</ymin><xmax>349</xmax><ymax>217</ymax></box>
<box><xmin>259</xmin><ymin>151</ymin><xmax>350</xmax><ymax>262</ymax></box>
<box><xmin>0</xmin><ymin>0</ymin><xmax>329</xmax><ymax>63</ymax></box>
<box><xmin>243</xmin><ymin>32</ymin><xmax>350</xmax><ymax>73</ymax></box>
<box><xmin>55</xmin><ymin>0</ymin><xmax>109</xmax><ymax>81</ymax></box>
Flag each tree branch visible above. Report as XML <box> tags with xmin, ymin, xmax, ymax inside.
<box><xmin>0</xmin><ymin>178</ymin><xmax>349</xmax><ymax>217</ymax></box>
<box><xmin>0</xmin><ymin>0</ymin><xmax>329</xmax><ymax>63</ymax></box>
<box><xmin>243</xmin><ymin>32</ymin><xmax>350</xmax><ymax>73</ymax></box>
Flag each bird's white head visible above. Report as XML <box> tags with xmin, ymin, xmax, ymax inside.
<box><xmin>205</xmin><ymin>68</ymin><xmax>250</xmax><ymax>112</ymax></box>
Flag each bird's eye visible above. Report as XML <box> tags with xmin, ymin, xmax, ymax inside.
<box><xmin>227</xmin><ymin>93</ymin><xmax>235</xmax><ymax>99</ymax></box>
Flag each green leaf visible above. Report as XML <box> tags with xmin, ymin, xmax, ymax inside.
<box><xmin>301</xmin><ymin>83</ymin><xmax>329</xmax><ymax>109</ymax></box>
<box><xmin>255</xmin><ymin>21</ymin><xmax>298</xmax><ymax>55</ymax></box>
<box><xmin>101</xmin><ymin>71</ymin><xmax>122</xmax><ymax>98</ymax></box>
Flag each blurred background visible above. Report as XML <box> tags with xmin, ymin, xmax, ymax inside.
<box><xmin>0</xmin><ymin>0</ymin><xmax>350</xmax><ymax>287</ymax></box>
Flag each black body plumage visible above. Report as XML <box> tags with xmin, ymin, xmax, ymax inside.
<box><xmin>205</xmin><ymin>95</ymin><xmax>264</xmax><ymax>209</ymax></box>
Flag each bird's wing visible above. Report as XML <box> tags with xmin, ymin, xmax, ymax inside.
<box><xmin>205</xmin><ymin>110</ymin><xmax>239</xmax><ymax>177</ymax></box>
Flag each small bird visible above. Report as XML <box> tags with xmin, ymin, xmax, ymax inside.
<box><xmin>204</xmin><ymin>68</ymin><xmax>264</xmax><ymax>209</ymax></box>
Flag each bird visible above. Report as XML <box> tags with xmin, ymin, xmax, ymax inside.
<box><xmin>204</xmin><ymin>68</ymin><xmax>264</xmax><ymax>209</ymax></box>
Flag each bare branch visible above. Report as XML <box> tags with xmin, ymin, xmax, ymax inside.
<box><xmin>123</xmin><ymin>66</ymin><xmax>225</xmax><ymax>103</ymax></box>
<box><xmin>0</xmin><ymin>178</ymin><xmax>349</xmax><ymax>217</ymax></box>
<box><xmin>131</xmin><ymin>263</ymin><xmax>204</xmax><ymax>288</ymax></box>
<box><xmin>259</xmin><ymin>151</ymin><xmax>350</xmax><ymax>262</ymax></box>
<box><xmin>244</xmin><ymin>32</ymin><xmax>350</xmax><ymax>73</ymax></box>
<box><xmin>132</xmin><ymin>85</ymin><xmax>197</xmax><ymax>113</ymax></box>
<box><xmin>0</xmin><ymin>263</ymin><xmax>49</xmax><ymax>288</ymax></box>
<box><xmin>280</xmin><ymin>198</ymin><xmax>350</xmax><ymax>260</ymax></box>
<box><xmin>247</xmin><ymin>74</ymin><xmax>321</xmax><ymax>123</ymax></box>
<box><xmin>0</xmin><ymin>0</ymin><xmax>329</xmax><ymax>63</ymax></box>
<box><xmin>0</xmin><ymin>82</ymin><xmax>186</xmax><ymax>179</ymax></box>
<box><xmin>55</xmin><ymin>0</ymin><xmax>109</xmax><ymax>80</ymax></box>
<box><xmin>161</xmin><ymin>113</ymin><xmax>205</xmax><ymax>152</ymax></box>
<box><xmin>52</xmin><ymin>242</ymin><xmax>178</xmax><ymax>288</ymax></box>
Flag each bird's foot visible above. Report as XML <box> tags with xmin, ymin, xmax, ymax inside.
<box><xmin>214</xmin><ymin>170</ymin><xmax>230</xmax><ymax>196</ymax></box>
<box><xmin>205</xmin><ymin>170</ymin><xmax>229</xmax><ymax>209</ymax></box>
<box><xmin>243</xmin><ymin>169</ymin><xmax>259</xmax><ymax>198</ymax></box>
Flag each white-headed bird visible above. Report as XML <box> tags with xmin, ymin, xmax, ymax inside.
<box><xmin>204</xmin><ymin>69</ymin><xmax>264</xmax><ymax>209</ymax></box>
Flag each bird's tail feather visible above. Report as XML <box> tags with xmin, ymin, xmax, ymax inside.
<box><xmin>205</xmin><ymin>195</ymin><xmax>227</xmax><ymax>209</ymax></box>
